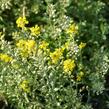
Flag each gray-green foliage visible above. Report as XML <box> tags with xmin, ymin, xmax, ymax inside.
<box><xmin>0</xmin><ymin>0</ymin><xmax>109</xmax><ymax>109</ymax></box>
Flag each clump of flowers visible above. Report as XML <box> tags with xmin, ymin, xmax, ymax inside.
<box><xmin>50</xmin><ymin>48</ymin><xmax>63</xmax><ymax>64</ymax></box>
<box><xmin>66</xmin><ymin>23</ymin><xmax>78</xmax><ymax>36</ymax></box>
<box><xmin>30</xmin><ymin>25</ymin><xmax>40</xmax><ymax>36</ymax></box>
<box><xmin>39</xmin><ymin>41</ymin><xmax>50</xmax><ymax>55</ymax></box>
<box><xmin>27</xmin><ymin>40</ymin><xmax>36</xmax><ymax>53</ymax></box>
<box><xmin>0</xmin><ymin>53</ymin><xmax>13</xmax><ymax>62</ymax></box>
<box><xmin>0</xmin><ymin>1</ymin><xmax>108</xmax><ymax>109</ymax></box>
<box><xmin>39</xmin><ymin>41</ymin><xmax>49</xmax><ymax>50</ymax></box>
<box><xmin>16</xmin><ymin>16</ymin><xmax>29</xmax><ymax>29</ymax></box>
<box><xmin>16</xmin><ymin>39</ymin><xmax>36</xmax><ymax>57</ymax></box>
<box><xmin>63</xmin><ymin>59</ymin><xmax>76</xmax><ymax>74</ymax></box>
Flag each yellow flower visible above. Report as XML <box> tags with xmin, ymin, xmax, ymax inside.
<box><xmin>39</xmin><ymin>41</ymin><xmax>49</xmax><ymax>50</ymax></box>
<box><xmin>79</xmin><ymin>42</ymin><xmax>86</xmax><ymax>49</ymax></box>
<box><xmin>66</xmin><ymin>23</ymin><xmax>78</xmax><ymax>35</ymax></box>
<box><xmin>16</xmin><ymin>39</ymin><xmax>28</xmax><ymax>57</ymax></box>
<box><xmin>20</xmin><ymin>80</ymin><xmax>30</xmax><ymax>93</ymax></box>
<box><xmin>30</xmin><ymin>25</ymin><xmax>40</xmax><ymax>36</ymax></box>
<box><xmin>50</xmin><ymin>48</ymin><xmax>63</xmax><ymax>64</ymax></box>
<box><xmin>16</xmin><ymin>39</ymin><xmax>27</xmax><ymax>48</ymax></box>
<box><xmin>0</xmin><ymin>53</ymin><xmax>13</xmax><ymax>62</ymax></box>
<box><xmin>63</xmin><ymin>59</ymin><xmax>75</xmax><ymax>74</ymax></box>
<box><xmin>27</xmin><ymin>40</ymin><xmax>36</xmax><ymax>54</ymax></box>
<box><xmin>16</xmin><ymin>16</ymin><xmax>28</xmax><ymax>28</ymax></box>
<box><xmin>16</xmin><ymin>39</ymin><xmax>36</xmax><ymax>57</ymax></box>
<box><xmin>77</xmin><ymin>71</ymin><xmax>84</xmax><ymax>81</ymax></box>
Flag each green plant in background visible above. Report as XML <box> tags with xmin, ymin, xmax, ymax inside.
<box><xmin>0</xmin><ymin>0</ymin><xmax>109</xmax><ymax>109</ymax></box>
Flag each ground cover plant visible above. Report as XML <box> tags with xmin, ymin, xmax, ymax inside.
<box><xmin>0</xmin><ymin>0</ymin><xmax>109</xmax><ymax>109</ymax></box>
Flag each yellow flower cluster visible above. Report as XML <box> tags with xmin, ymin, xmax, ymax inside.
<box><xmin>50</xmin><ymin>48</ymin><xmax>63</xmax><ymax>64</ymax></box>
<box><xmin>66</xmin><ymin>23</ymin><xmax>78</xmax><ymax>35</ymax></box>
<box><xmin>16</xmin><ymin>17</ymin><xmax>29</xmax><ymax>29</ymax></box>
<box><xmin>30</xmin><ymin>25</ymin><xmax>40</xmax><ymax>36</ymax></box>
<box><xmin>39</xmin><ymin>41</ymin><xmax>49</xmax><ymax>50</ymax></box>
<box><xmin>20</xmin><ymin>80</ymin><xmax>30</xmax><ymax>93</ymax></box>
<box><xmin>63</xmin><ymin>59</ymin><xmax>76</xmax><ymax>74</ymax></box>
<box><xmin>79</xmin><ymin>42</ymin><xmax>86</xmax><ymax>49</ymax></box>
<box><xmin>16</xmin><ymin>39</ymin><xmax>36</xmax><ymax>57</ymax></box>
<box><xmin>77</xmin><ymin>71</ymin><xmax>84</xmax><ymax>81</ymax></box>
<box><xmin>0</xmin><ymin>53</ymin><xmax>13</xmax><ymax>63</ymax></box>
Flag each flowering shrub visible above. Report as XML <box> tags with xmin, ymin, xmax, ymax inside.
<box><xmin>0</xmin><ymin>0</ymin><xmax>109</xmax><ymax>109</ymax></box>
